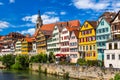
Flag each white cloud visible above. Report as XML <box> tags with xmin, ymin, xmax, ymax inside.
<box><xmin>45</xmin><ymin>11</ymin><xmax>57</xmax><ymax>15</ymax></box>
<box><xmin>22</xmin><ymin>11</ymin><xmax>60</xmax><ymax>24</ymax></box>
<box><xmin>21</xmin><ymin>28</ymin><xmax>35</xmax><ymax>35</ymax></box>
<box><xmin>41</xmin><ymin>14</ymin><xmax>59</xmax><ymax>24</ymax></box>
<box><xmin>0</xmin><ymin>2</ymin><xmax>4</xmax><ymax>5</ymax></box>
<box><xmin>72</xmin><ymin>0</ymin><xmax>109</xmax><ymax>10</ymax></box>
<box><xmin>0</xmin><ymin>21</ymin><xmax>9</xmax><ymax>29</ymax></box>
<box><xmin>60</xmin><ymin>11</ymin><xmax>66</xmax><ymax>15</ymax></box>
<box><xmin>9</xmin><ymin>0</ymin><xmax>15</xmax><ymax>3</ymax></box>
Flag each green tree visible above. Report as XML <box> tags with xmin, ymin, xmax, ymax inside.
<box><xmin>48</xmin><ymin>52</ymin><xmax>55</xmax><ymax>63</ymax></box>
<box><xmin>2</xmin><ymin>54</ymin><xmax>15</xmax><ymax>69</ymax></box>
<box><xmin>12</xmin><ymin>55</ymin><xmax>29</xmax><ymax>70</ymax></box>
<box><xmin>114</xmin><ymin>73</ymin><xmax>120</xmax><ymax>80</ymax></box>
<box><xmin>30</xmin><ymin>53</ymin><xmax>48</xmax><ymax>63</ymax></box>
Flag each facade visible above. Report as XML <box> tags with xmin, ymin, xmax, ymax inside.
<box><xmin>60</xmin><ymin>27</ymin><xmax>70</xmax><ymax>55</ymax></box>
<box><xmin>36</xmin><ymin>29</ymin><xmax>52</xmax><ymax>54</ymax></box>
<box><xmin>60</xmin><ymin>21</ymin><xmax>80</xmax><ymax>56</ymax></box>
<box><xmin>69</xmin><ymin>30</ymin><xmax>79</xmax><ymax>63</ymax></box>
<box><xmin>0</xmin><ymin>32</ymin><xmax>25</xmax><ymax>54</ymax></box>
<box><xmin>47</xmin><ymin>25</ymin><xmax>61</xmax><ymax>55</ymax></box>
<box><xmin>21</xmin><ymin>38</ymin><xmax>33</xmax><ymax>54</ymax></box>
<box><xmin>96</xmin><ymin>18</ymin><xmax>111</xmax><ymax>61</ymax></box>
<box><xmin>79</xmin><ymin>21</ymin><xmax>97</xmax><ymax>61</ymax></box>
<box><xmin>104</xmin><ymin>41</ymin><xmax>120</xmax><ymax>68</ymax></box>
<box><xmin>15</xmin><ymin>40</ymin><xmax>22</xmax><ymax>54</ymax></box>
<box><xmin>111</xmin><ymin>11</ymin><xmax>120</xmax><ymax>40</ymax></box>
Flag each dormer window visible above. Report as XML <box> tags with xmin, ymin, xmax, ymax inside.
<box><xmin>84</xmin><ymin>24</ymin><xmax>88</xmax><ymax>28</ymax></box>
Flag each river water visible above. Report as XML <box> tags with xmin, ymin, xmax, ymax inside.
<box><xmin>0</xmin><ymin>70</ymin><xmax>77</xmax><ymax>80</ymax></box>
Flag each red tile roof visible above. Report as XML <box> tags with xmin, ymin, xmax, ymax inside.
<box><xmin>33</xmin><ymin>20</ymin><xmax>80</xmax><ymax>37</ymax></box>
<box><xmin>24</xmin><ymin>37</ymin><xmax>33</xmax><ymax>42</ymax></box>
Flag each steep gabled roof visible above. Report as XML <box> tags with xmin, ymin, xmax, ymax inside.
<box><xmin>34</xmin><ymin>20</ymin><xmax>81</xmax><ymax>37</ymax></box>
<box><xmin>111</xmin><ymin>10</ymin><xmax>120</xmax><ymax>23</ymax></box>
<box><xmin>87</xmin><ymin>21</ymin><xmax>97</xmax><ymax>28</ymax></box>
<box><xmin>24</xmin><ymin>37</ymin><xmax>33</xmax><ymax>42</ymax></box>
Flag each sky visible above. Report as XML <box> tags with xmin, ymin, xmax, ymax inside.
<box><xmin>0</xmin><ymin>0</ymin><xmax>120</xmax><ymax>35</ymax></box>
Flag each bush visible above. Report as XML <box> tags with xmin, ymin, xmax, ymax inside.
<box><xmin>87</xmin><ymin>60</ymin><xmax>99</xmax><ymax>66</ymax></box>
<box><xmin>2</xmin><ymin>54</ymin><xmax>15</xmax><ymax>69</ymax></box>
<box><xmin>12</xmin><ymin>55</ymin><xmax>29</xmax><ymax>70</ymax></box>
<box><xmin>77</xmin><ymin>58</ymin><xmax>87</xmax><ymax>66</ymax></box>
<box><xmin>30</xmin><ymin>53</ymin><xmax>48</xmax><ymax>63</ymax></box>
<box><xmin>48</xmin><ymin>52</ymin><xmax>55</xmax><ymax>63</ymax></box>
<box><xmin>114</xmin><ymin>73</ymin><xmax>120</xmax><ymax>80</ymax></box>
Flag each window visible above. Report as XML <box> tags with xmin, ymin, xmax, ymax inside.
<box><xmin>101</xmin><ymin>21</ymin><xmax>104</xmax><ymax>25</ymax></box>
<box><xmin>112</xmin><ymin>54</ymin><xmax>115</xmax><ymax>60</ymax></box>
<box><xmin>86</xmin><ymin>46</ymin><xmax>88</xmax><ymax>50</ymax></box>
<box><xmin>90</xmin><ymin>45</ymin><xmax>92</xmax><ymax>50</ymax></box>
<box><xmin>103</xmin><ymin>28</ymin><xmax>105</xmax><ymax>32</ymax></box>
<box><xmin>106</xmin><ymin>28</ymin><xmax>108</xmax><ymax>32</ymax></box>
<box><xmin>84</xmin><ymin>24</ymin><xmax>88</xmax><ymax>28</ymax></box>
<box><xmin>114</xmin><ymin>25</ymin><xmax>117</xmax><ymax>30</ymax></box>
<box><xmin>119</xmin><ymin>54</ymin><xmax>120</xmax><ymax>60</ymax></box>
<box><xmin>107</xmin><ymin>55</ymin><xmax>110</xmax><ymax>60</ymax></box>
<box><xmin>99</xmin><ymin>29</ymin><xmax>101</xmax><ymax>33</ymax></box>
<box><xmin>93</xmin><ymin>52</ymin><xmax>96</xmax><ymax>57</ymax></box>
<box><xmin>93</xmin><ymin>45</ymin><xmax>95</xmax><ymax>50</ymax></box>
<box><xmin>114</xmin><ymin>43</ymin><xmax>118</xmax><ymax>49</ymax></box>
<box><xmin>83</xmin><ymin>46</ymin><xmax>85</xmax><ymax>50</ymax></box>
<box><xmin>109</xmin><ymin>43</ymin><xmax>112</xmax><ymax>49</ymax></box>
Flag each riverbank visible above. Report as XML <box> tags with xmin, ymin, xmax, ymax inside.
<box><xmin>30</xmin><ymin>63</ymin><xmax>118</xmax><ymax>80</ymax></box>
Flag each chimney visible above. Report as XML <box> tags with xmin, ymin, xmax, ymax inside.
<box><xmin>26</xmin><ymin>34</ymin><xmax>30</xmax><ymax>38</ymax></box>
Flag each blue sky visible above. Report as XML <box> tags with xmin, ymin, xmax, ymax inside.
<box><xmin>0</xmin><ymin>0</ymin><xmax>120</xmax><ymax>35</ymax></box>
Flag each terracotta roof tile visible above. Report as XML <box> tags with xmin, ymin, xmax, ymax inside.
<box><xmin>87</xmin><ymin>21</ymin><xmax>97</xmax><ymax>28</ymax></box>
<box><xmin>24</xmin><ymin>37</ymin><xmax>33</xmax><ymax>42</ymax></box>
<box><xmin>34</xmin><ymin>20</ymin><xmax>80</xmax><ymax>37</ymax></box>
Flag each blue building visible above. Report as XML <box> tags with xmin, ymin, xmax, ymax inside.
<box><xmin>96</xmin><ymin>18</ymin><xmax>111</xmax><ymax>61</ymax></box>
<box><xmin>96</xmin><ymin>12</ymin><xmax>116</xmax><ymax>61</ymax></box>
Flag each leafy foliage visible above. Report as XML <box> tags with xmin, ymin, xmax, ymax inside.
<box><xmin>2</xmin><ymin>54</ymin><xmax>15</xmax><ymax>69</ymax></box>
<box><xmin>30</xmin><ymin>53</ymin><xmax>48</xmax><ymax>63</ymax></box>
<box><xmin>48</xmin><ymin>52</ymin><xmax>55</xmax><ymax>63</ymax></box>
<box><xmin>77</xmin><ymin>58</ymin><xmax>87</xmax><ymax>66</ymax></box>
<box><xmin>12</xmin><ymin>55</ymin><xmax>29</xmax><ymax>70</ymax></box>
<box><xmin>114</xmin><ymin>73</ymin><xmax>120</xmax><ymax>80</ymax></box>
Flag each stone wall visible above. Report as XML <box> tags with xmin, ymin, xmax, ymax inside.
<box><xmin>30</xmin><ymin>63</ymin><xmax>118</xmax><ymax>80</ymax></box>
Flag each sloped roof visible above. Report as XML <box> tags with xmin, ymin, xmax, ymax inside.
<box><xmin>73</xmin><ymin>30</ymin><xmax>79</xmax><ymax>38</ymax></box>
<box><xmin>34</xmin><ymin>20</ymin><xmax>80</xmax><ymax>37</ymax></box>
<box><xmin>111</xmin><ymin>10</ymin><xmax>120</xmax><ymax>23</ymax></box>
<box><xmin>87</xmin><ymin>21</ymin><xmax>97</xmax><ymax>28</ymax></box>
<box><xmin>24</xmin><ymin>37</ymin><xmax>33</xmax><ymax>42</ymax></box>
<box><xmin>100</xmin><ymin>12</ymin><xmax>116</xmax><ymax>18</ymax></box>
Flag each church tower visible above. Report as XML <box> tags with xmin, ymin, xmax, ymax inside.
<box><xmin>36</xmin><ymin>10</ymin><xmax>43</xmax><ymax>31</ymax></box>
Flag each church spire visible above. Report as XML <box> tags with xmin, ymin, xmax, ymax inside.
<box><xmin>36</xmin><ymin>10</ymin><xmax>43</xmax><ymax>31</ymax></box>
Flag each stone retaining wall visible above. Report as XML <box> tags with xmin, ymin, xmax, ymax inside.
<box><xmin>30</xmin><ymin>63</ymin><xmax>119</xmax><ymax>80</ymax></box>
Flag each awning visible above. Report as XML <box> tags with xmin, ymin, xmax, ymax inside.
<box><xmin>55</xmin><ymin>54</ymin><xmax>66</xmax><ymax>57</ymax></box>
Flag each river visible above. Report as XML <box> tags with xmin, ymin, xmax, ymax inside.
<box><xmin>0</xmin><ymin>70</ymin><xmax>77</xmax><ymax>80</ymax></box>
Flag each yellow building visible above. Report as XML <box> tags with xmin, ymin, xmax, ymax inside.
<box><xmin>79</xmin><ymin>21</ymin><xmax>97</xmax><ymax>60</ymax></box>
<box><xmin>35</xmin><ymin>29</ymin><xmax>52</xmax><ymax>54</ymax></box>
<box><xmin>21</xmin><ymin>37</ymin><xmax>33</xmax><ymax>54</ymax></box>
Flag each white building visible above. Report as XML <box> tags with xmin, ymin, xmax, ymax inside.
<box><xmin>15</xmin><ymin>40</ymin><xmax>22</xmax><ymax>54</ymax></box>
<box><xmin>47</xmin><ymin>25</ymin><xmax>62</xmax><ymax>55</ymax></box>
<box><xmin>32</xmin><ymin>41</ymin><xmax>37</xmax><ymax>54</ymax></box>
<box><xmin>104</xmin><ymin>41</ymin><xmax>120</xmax><ymax>68</ymax></box>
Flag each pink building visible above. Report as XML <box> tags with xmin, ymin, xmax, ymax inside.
<box><xmin>60</xmin><ymin>20</ymin><xmax>80</xmax><ymax>63</ymax></box>
<box><xmin>69</xmin><ymin>30</ymin><xmax>79</xmax><ymax>63</ymax></box>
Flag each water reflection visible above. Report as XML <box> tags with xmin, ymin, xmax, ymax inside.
<box><xmin>0</xmin><ymin>70</ymin><xmax>77</xmax><ymax>80</ymax></box>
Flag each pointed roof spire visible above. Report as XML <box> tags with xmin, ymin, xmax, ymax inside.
<box><xmin>38</xmin><ymin>10</ymin><xmax>40</xmax><ymax>17</ymax></box>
